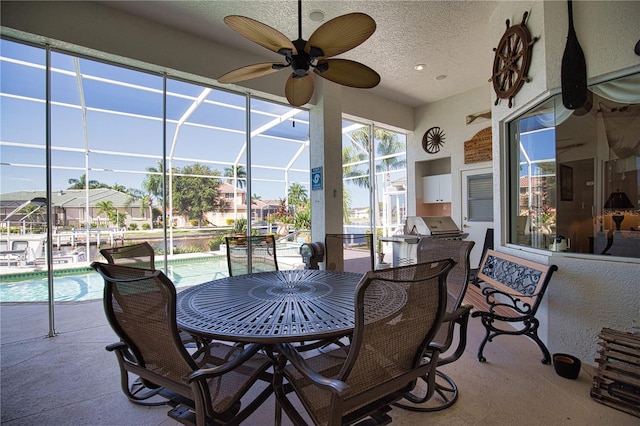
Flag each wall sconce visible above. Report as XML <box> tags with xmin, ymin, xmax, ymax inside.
<box><xmin>604</xmin><ymin>190</ymin><xmax>634</xmax><ymax>231</ymax></box>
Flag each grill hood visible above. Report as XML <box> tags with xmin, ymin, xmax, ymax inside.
<box><xmin>405</xmin><ymin>216</ymin><xmax>462</xmax><ymax>236</ymax></box>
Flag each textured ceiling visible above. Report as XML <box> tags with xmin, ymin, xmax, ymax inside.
<box><xmin>102</xmin><ymin>1</ymin><xmax>500</xmax><ymax>108</ymax></box>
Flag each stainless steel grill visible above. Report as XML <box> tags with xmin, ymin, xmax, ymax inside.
<box><xmin>382</xmin><ymin>216</ymin><xmax>467</xmax><ymax>267</ymax></box>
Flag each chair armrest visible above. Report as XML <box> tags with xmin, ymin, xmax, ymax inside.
<box><xmin>442</xmin><ymin>304</ymin><xmax>472</xmax><ymax>323</ymax></box>
<box><xmin>184</xmin><ymin>342</ymin><xmax>264</xmax><ymax>383</ymax></box>
<box><xmin>276</xmin><ymin>342</ymin><xmax>350</xmax><ymax>396</ymax></box>
<box><xmin>106</xmin><ymin>341</ymin><xmax>138</xmax><ymax>363</ymax></box>
<box><xmin>105</xmin><ymin>341</ymin><xmax>127</xmax><ymax>352</ymax></box>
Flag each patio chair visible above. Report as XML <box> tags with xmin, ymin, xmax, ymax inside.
<box><xmin>324</xmin><ymin>233</ymin><xmax>374</xmax><ymax>274</ymax></box>
<box><xmin>394</xmin><ymin>238</ymin><xmax>475</xmax><ymax>412</ymax></box>
<box><xmin>100</xmin><ymin>242</ymin><xmax>200</xmax><ymax>347</ymax></box>
<box><xmin>92</xmin><ymin>262</ymin><xmax>273</xmax><ymax>425</ymax></box>
<box><xmin>225</xmin><ymin>235</ymin><xmax>278</xmax><ymax>276</ymax></box>
<box><xmin>273</xmin><ymin>259</ymin><xmax>455</xmax><ymax>426</ymax></box>
<box><xmin>100</xmin><ymin>242</ymin><xmax>155</xmax><ymax>269</ymax></box>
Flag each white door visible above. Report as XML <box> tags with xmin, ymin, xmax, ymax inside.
<box><xmin>461</xmin><ymin>168</ymin><xmax>493</xmax><ymax>269</ymax></box>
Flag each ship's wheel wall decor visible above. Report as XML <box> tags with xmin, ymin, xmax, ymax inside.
<box><xmin>489</xmin><ymin>11</ymin><xmax>539</xmax><ymax>108</ymax></box>
<box><xmin>422</xmin><ymin>127</ymin><xmax>446</xmax><ymax>154</ymax></box>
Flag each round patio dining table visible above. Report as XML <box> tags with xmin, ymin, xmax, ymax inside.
<box><xmin>176</xmin><ymin>269</ymin><xmax>406</xmax><ymax>344</ymax></box>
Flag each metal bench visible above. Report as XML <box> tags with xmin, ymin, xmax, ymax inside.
<box><xmin>465</xmin><ymin>249</ymin><xmax>557</xmax><ymax>364</ymax></box>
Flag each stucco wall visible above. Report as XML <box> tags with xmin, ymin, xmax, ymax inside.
<box><xmin>409</xmin><ymin>85</ymin><xmax>493</xmax><ymax>240</ymax></box>
<box><xmin>488</xmin><ymin>1</ymin><xmax>640</xmax><ymax>364</ymax></box>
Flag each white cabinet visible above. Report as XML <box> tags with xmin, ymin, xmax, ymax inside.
<box><xmin>422</xmin><ymin>174</ymin><xmax>451</xmax><ymax>203</ymax></box>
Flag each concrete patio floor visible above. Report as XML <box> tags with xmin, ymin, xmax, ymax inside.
<box><xmin>1</xmin><ymin>298</ymin><xmax>638</xmax><ymax>426</ymax></box>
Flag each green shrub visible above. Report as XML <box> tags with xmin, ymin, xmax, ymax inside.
<box><xmin>233</xmin><ymin>218</ymin><xmax>247</xmax><ymax>234</ymax></box>
<box><xmin>172</xmin><ymin>245</ymin><xmax>201</xmax><ymax>254</ymax></box>
<box><xmin>128</xmin><ymin>223</ymin><xmax>138</xmax><ymax>230</ymax></box>
<box><xmin>141</xmin><ymin>223</ymin><xmax>151</xmax><ymax>230</ymax></box>
<box><xmin>208</xmin><ymin>235</ymin><xmax>226</xmax><ymax>251</ymax></box>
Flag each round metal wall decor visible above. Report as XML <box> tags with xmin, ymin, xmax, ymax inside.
<box><xmin>422</xmin><ymin>127</ymin><xmax>446</xmax><ymax>154</ymax></box>
<box><xmin>489</xmin><ymin>11</ymin><xmax>538</xmax><ymax>108</ymax></box>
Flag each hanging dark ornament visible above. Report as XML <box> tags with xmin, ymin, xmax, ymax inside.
<box><xmin>561</xmin><ymin>0</ymin><xmax>588</xmax><ymax>109</ymax></box>
<box><xmin>422</xmin><ymin>127</ymin><xmax>446</xmax><ymax>154</ymax></box>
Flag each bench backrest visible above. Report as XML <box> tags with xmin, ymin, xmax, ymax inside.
<box><xmin>478</xmin><ymin>249</ymin><xmax>557</xmax><ymax>311</ymax></box>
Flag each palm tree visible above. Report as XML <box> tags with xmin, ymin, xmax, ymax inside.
<box><xmin>374</xmin><ymin>129</ymin><xmax>406</xmax><ymax>189</ymax></box>
<box><xmin>224</xmin><ymin>165</ymin><xmax>247</xmax><ymax>189</ymax></box>
<box><xmin>344</xmin><ymin>127</ymin><xmax>405</xmax><ymax>235</ymax></box>
<box><xmin>95</xmin><ymin>200</ymin><xmax>115</xmax><ymax>226</ymax></box>
<box><xmin>342</xmin><ymin>145</ymin><xmax>369</xmax><ymax>188</ymax></box>
<box><xmin>139</xmin><ymin>195</ymin><xmax>152</xmax><ymax>219</ymax></box>
<box><xmin>343</xmin><ymin>188</ymin><xmax>352</xmax><ymax>225</ymax></box>
<box><xmin>287</xmin><ymin>183</ymin><xmax>308</xmax><ymax>211</ymax></box>
<box><xmin>111</xmin><ymin>183</ymin><xmax>126</xmax><ymax>192</ymax></box>
<box><xmin>67</xmin><ymin>174</ymin><xmax>104</xmax><ymax>190</ymax></box>
<box><xmin>349</xmin><ymin>127</ymin><xmax>405</xmax><ymax>182</ymax></box>
<box><xmin>143</xmin><ymin>161</ymin><xmax>165</xmax><ymax>205</ymax></box>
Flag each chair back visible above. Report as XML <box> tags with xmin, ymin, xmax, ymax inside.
<box><xmin>324</xmin><ymin>233</ymin><xmax>374</xmax><ymax>274</ymax></box>
<box><xmin>100</xmin><ymin>242</ymin><xmax>155</xmax><ymax>270</ymax></box>
<box><xmin>225</xmin><ymin>235</ymin><xmax>278</xmax><ymax>276</ymax></box>
<box><xmin>92</xmin><ymin>262</ymin><xmax>196</xmax><ymax>396</ymax></box>
<box><xmin>416</xmin><ymin>238</ymin><xmax>475</xmax><ymax>351</ymax></box>
<box><xmin>339</xmin><ymin>259</ymin><xmax>454</xmax><ymax>395</ymax></box>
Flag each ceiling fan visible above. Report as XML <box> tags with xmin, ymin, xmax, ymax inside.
<box><xmin>218</xmin><ymin>0</ymin><xmax>380</xmax><ymax>107</ymax></box>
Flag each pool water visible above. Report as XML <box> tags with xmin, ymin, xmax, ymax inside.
<box><xmin>0</xmin><ymin>258</ymin><xmax>229</xmax><ymax>303</ymax></box>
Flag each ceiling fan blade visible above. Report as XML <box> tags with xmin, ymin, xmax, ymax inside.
<box><xmin>285</xmin><ymin>74</ymin><xmax>314</xmax><ymax>107</ymax></box>
<box><xmin>218</xmin><ymin>63</ymin><xmax>285</xmax><ymax>84</ymax></box>
<box><xmin>224</xmin><ymin>15</ymin><xmax>296</xmax><ymax>55</ymax></box>
<box><xmin>314</xmin><ymin>59</ymin><xmax>380</xmax><ymax>88</ymax></box>
<box><xmin>306</xmin><ymin>13</ymin><xmax>376</xmax><ymax>58</ymax></box>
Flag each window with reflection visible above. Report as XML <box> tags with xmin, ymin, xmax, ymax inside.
<box><xmin>508</xmin><ymin>72</ymin><xmax>640</xmax><ymax>258</ymax></box>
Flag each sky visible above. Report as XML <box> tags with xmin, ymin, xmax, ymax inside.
<box><xmin>1</xmin><ymin>38</ymin><xmax>310</xmax><ymax>202</ymax></box>
<box><xmin>1</xmin><ymin>38</ymin><xmax>406</xmax><ymax>212</ymax></box>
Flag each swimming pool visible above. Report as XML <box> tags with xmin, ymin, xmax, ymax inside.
<box><xmin>0</xmin><ymin>258</ymin><xmax>229</xmax><ymax>303</ymax></box>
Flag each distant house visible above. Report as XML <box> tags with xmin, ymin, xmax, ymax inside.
<box><xmin>203</xmin><ymin>182</ymin><xmax>280</xmax><ymax>226</ymax></box>
<box><xmin>0</xmin><ymin>189</ymin><xmax>148</xmax><ymax>229</ymax></box>
<box><xmin>2</xmin><ymin>185</ymin><xmax>284</xmax><ymax>230</ymax></box>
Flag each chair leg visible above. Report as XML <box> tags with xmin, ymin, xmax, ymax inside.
<box><xmin>394</xmin><ymin>370</ymin><xmax>459</xmax><ymax>412</ymax></box>
<box><xmin>273</xmin><ymin>355</ymin><xmax>310</xmax><ymax>426</ymax></box>
<box><xmin>114</xmin><ymin>355</ymin><xmax>168</xmax><ymax>406</ymax></box>
<box><xmin>125</xmin><ymin>376</ymin><xmax>168</xmax><ymax>406</ymax></box>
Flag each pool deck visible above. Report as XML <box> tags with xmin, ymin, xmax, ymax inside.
<box><xmin>2</xmin><ymin>297</ymin><xmax>638</xmax><ymax>425</ymax></box>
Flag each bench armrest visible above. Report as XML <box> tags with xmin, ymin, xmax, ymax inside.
<box><xmin>480</xmin><ymin>282</ymin><xmax>540</xmax><ymax>299</ymax></box>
